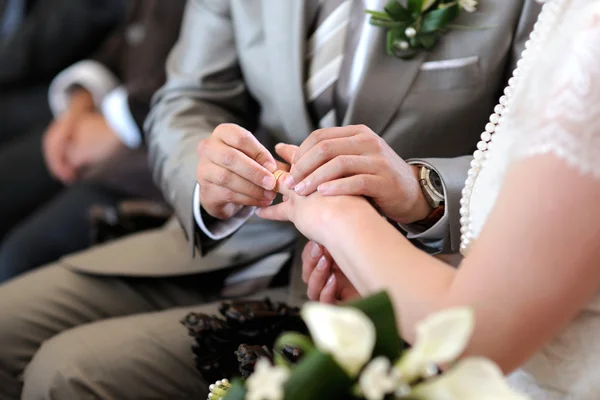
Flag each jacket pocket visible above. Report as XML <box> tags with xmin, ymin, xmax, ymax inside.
<box><xmin>411</xmin><ymin>56</ymin><xmax>480</xmax><ymax>92</ymax></box>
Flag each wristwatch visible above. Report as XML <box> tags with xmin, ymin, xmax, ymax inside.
<box><xmin>418</xmin><ymin>165</ymin><xmax>445</xmax><ymax>209</ymax></box>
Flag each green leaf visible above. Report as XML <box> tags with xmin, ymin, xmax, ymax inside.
<box><xmin>222</xmin><ymin>380</ymin><xmax>246</xmax><ymax>400</ymax></box>
<box><xmin>369</xmin><ymin>18</ymin><xmax>408</xmax><ymax>29</ymax></box>
<box><xmin>421</xmin><ymin>0</ymin><xmax>438</xmax><ymax>11</ymax></box>
<box><xmin>421</xmin><ymin>3</ymin><xmax>460</xmax><ymax>33</ymax></box>
<box><xmin>419</xmin><ymin>32</ymin><xmax>440</xmax><ymax>49</ymax></box>
<box><xmin>284</xmin><ymin>350</ymin><xmax>353</xmax><ymax>400</ymax></box>
<box><xmin>384</xmin><ymin>0</ymin><xmax>412</xmax><ymax>22</ymax></box>
<box><xmin>346</xmin><ymin>292</ymin><xmax>404</xmax><ymax>360</ymax></box>
<box><xmin>365</xmin><ymin>10</ymin><xmax>393</xmax><ymax>20</ymax></box>
<box><xmin>407</xmin><ymin>0</ymin><xmax>424</xmax><ymax>15</ymax></box>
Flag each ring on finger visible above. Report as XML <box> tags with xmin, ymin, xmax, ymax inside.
<box><xmin>273</xmin><ymin>170</ymin><xmax>285</xmax><ymax>192</ymax></box>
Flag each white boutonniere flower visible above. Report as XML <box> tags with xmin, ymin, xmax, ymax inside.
<box><xmin>459</xmin><ymin>0</ymin><xmax>478</xmax><ymax>13</ymax></box>
<box><xmin>301</xmin><ymin>302</ymin><xmax>376</xmax><ymax>377</ymax></box>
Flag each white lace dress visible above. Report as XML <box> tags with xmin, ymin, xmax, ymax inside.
<box><xmin>464</xmin><ymin>0</ymin><xmax>600</xmax><ymax>398</ymax></box>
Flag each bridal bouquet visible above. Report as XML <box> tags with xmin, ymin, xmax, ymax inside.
<box><xmin>207</xmin><ymin>292</ymin><xmax>528</xmax><ymax>400</ymax></box>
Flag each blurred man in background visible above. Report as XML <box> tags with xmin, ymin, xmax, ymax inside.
<box><xmin>0</xmin><ymin>0</ymin><xmax>125</xmax><ymax>145</ymax></box>
<box><xmin>0</xmin><ymin>0</ymin><xmax>185</xmax><ymax>281</ymax></box>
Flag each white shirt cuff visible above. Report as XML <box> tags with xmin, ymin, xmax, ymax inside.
<box><xmin>100</xmin><ymin>87</ymin><xmax>142</xmax><ymax>148</ymax></box>
<box><xmin>48</xmin><ymin>60</ymin><xmax>120</xmax><ymax>116</ymax></box>
<box><xmin>193</xmin><ymin>183</ymin><xmax>255</xmax><ymax>240</ymax></box>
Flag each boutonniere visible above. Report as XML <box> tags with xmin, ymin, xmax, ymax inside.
<box><xmin>366</xmin><ymin>0</ymin><xmax>478</xmax><ymax>59</ymax></box>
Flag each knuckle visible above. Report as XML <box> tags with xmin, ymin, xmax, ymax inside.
<box><xmin>233</xmin><ymin>129</ymin><xmax>251</xmax><ymax>149</ymax></box>
<box><xmin>196</xmin><ymin>139</ymin><xmax>208</xmax><ymax>155</ymax></box>
<box><xmin>220</xmin><ymin>149</ymin><xmax>236</xmax><ymax>167</ymax></box>
<box><xmin>316</xmin><ymin>142</ymin><xmax>331</xmax><ymax>159</ymax></box>
<box><xmin>223</xmin><ymin>189</ymin><xmax>237</xmax><ymax>204</ymax></box>
<box><xmin>216</xmin><ymin>169</ymin><xmax>233</xmax><ymax>186</ymax></box>
<box><xmin>291</xmin><ymin>163</ymin><xmax>305</xmax><ymax>179</ymax></box>
<box><xmin>376</xmin><ymin>137</ymin><xmax>388</xmax><ymax>152</ymax></box>
<box><xmin>337</xmin><ymin>155</ymin><xmax>353</xmax><ymax>170</ymax></box>
<box><xmin>357</xmin><ymin>176</ymin><xmax>369</xmax><ymax>191</ymax></box>
<box><xmin>355</xmin><ymin>124</ymin><xmax>370</xmax><ymax>133</ymax></box>
<box><xmin>213</xmin><ymin>123</ymin><xmax>234</xmax><ymax>137</ymax></box>
<box><xmin>366</xmin><ymin>135</ymin><xmax>384</xmax><ymax>151</ymax></box>
<box><xmin>311</xmin><ymin>128</ymin><xmax>326</xmax><ymax>143</ymax></box>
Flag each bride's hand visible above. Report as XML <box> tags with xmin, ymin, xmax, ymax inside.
<box><xmin>302</xmin><ymin>241</ymin><xmax>360</xmax><ymax>303</ymax></box>
<box><xmin>256</xmin><ymin>144</ymin><xmax>370</xmax><ymax>243</ymax></box>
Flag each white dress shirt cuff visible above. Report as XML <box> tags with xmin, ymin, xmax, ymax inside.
<box><xmin>100</xmin><ymin>87</ymin><xmax>143</xmax><ymax>148</ymax></box>
<box><xmin>48</xmin><ymin>60</ymin><xmax>120</xmax><ymax>116</ymax></box>
<box><xmin>193</xmin><ymin>184</ymin><xmax>255</xmax><ymax>240</ymax></box>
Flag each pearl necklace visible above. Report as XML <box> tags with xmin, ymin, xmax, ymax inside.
<box><xmin>459</xmin><ymin>0</ymin><xmax>566</xmax><ymax>255</ymax></box>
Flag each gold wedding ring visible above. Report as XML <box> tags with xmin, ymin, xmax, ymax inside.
<box><xmin>273</xmin><ymin>170</ymin><xmax>285</xmax><ymax>192</ymax></box>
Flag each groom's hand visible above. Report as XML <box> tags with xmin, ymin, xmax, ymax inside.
<box><xmin>197</xmin><ymin>124</ymin><xmax>280</xmax><ymax>220</ymax></box>
<box><xmin>283</xmin><ymin>125</ymin><xmax>431</xmax><ymax>224</ymax></box>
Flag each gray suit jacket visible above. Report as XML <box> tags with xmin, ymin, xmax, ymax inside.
<box><xmin>67</xmin><ymin>0</ymin><xmax>540</xmax><ymax>304</ymax></box>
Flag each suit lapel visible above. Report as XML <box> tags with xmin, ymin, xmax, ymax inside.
<box><xmin>341</xmin><ymin>0</ymin><xmax>427</xmax><ymax>134</ymax></box>
<box><xmin>262</xmin><ymin>0</ymin><xmax>314</xmax><ymax>145</ymax></box>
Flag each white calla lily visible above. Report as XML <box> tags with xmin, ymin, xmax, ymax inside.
<box><xmin>396</xmin><ymin>308</ymin><xmax>474</xmax><ymax>382</ymax></box>
<box><xmin>301</xmin><ymin>302</ymin><xmax>376</xmax><ymax>377</ymax></box>
<box><xmin>411</xmin><ymin>357</ymin><xmax>529</xmax><ymax>400</ymax></box>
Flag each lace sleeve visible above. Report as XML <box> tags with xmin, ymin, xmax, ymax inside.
<box><xmin>513</xmin><ymin>2</ymin><xmax>600</xmax><ymax>177</ymax></box>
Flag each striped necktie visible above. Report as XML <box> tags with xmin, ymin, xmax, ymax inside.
<box><xmin>305</xmin><ymin>0</ymin><xmax>351</xmax><ymax>129</ymax></box>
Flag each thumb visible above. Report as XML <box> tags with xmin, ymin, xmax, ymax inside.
<box><xmin>275</xmin><ymin>143</ymin><xmax>298</xmax><ymax>165</ymax></box>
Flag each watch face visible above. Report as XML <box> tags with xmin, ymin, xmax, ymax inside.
<box><xmin>429</xmin><ymin>170</ymin><xmax>444</xmax><ymax>197</ymax></box>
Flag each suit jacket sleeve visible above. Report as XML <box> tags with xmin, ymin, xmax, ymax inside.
<box><xmin>0</xmin><ymin>0</ymin><xmax>124</xmax><ymax>91</ymax></box>
<box><xmin>403</xmin><ymin>0</ymin><xmax>540</xmax><ymax>254</ymax></box>
<box><xmin>145</xmin><ymin>0</ymin><xmax>259</xmax><ymax>258</ymax></box>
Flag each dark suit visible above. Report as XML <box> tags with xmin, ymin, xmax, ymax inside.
<box><xmin>0</xmin><ymin>0</ymin><xmax>185</xmax><ymax>282</ymax></box>
<box><xmin>0</xmin><ymin>0</ymin><xmax>125</xmax><ymax>145</ymax></box>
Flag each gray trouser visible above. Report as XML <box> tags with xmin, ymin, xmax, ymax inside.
<box><xmin>0</xmin><ymin>264</ymin><xmax>286</xmax><ymax>399</ymax></box>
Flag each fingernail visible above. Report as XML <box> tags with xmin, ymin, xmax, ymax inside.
<box><xmin>311</xmin><ymin>242</ymin><xmax>322</xmax><ymax>258</ymax></box>
<box><xmin>275</xmin><ymin>143</ymin><xmax>284</xmax><ymax>149</ymax></box>
<box><xmin>317</xmin><ymin>256</ymin><xmax>328</xmax><ymax>270</ymax></box>
<box><xmin>326</xmin><ymin>274</ymin><xmax>335</xmax><ymax>287</ymax></box>
<box><xmin>259</xmin><ymin>200</ymin><xmax>273</xmax><ymax>208</ymax></box>
<box><xmin>294</xmin><ymin>182</ymin><xmax>306</xmax><ymax>195</ymax></box>
<box><xmin>284</xmin><ymin>175</ymin><xmax>295</xmax><ymax>189</ymax></box>
<box><xmin>262</xmin><ymin>176</ymin><xmax>276</xmax><ymax>190</ymax></box>
<box><xmin>263</xmin><ymin>161</ymin><xmax>277</xmax><ymax>172</ymax></box>
<box><xmin>317</xmin><ymin>184</ymin><xmax>330</xmax><ymax>195</ymax></box>
<box><xmin>264</xmin><ymin>190</ymin><xmax>276</xmax><ymax>200</ymax></box>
